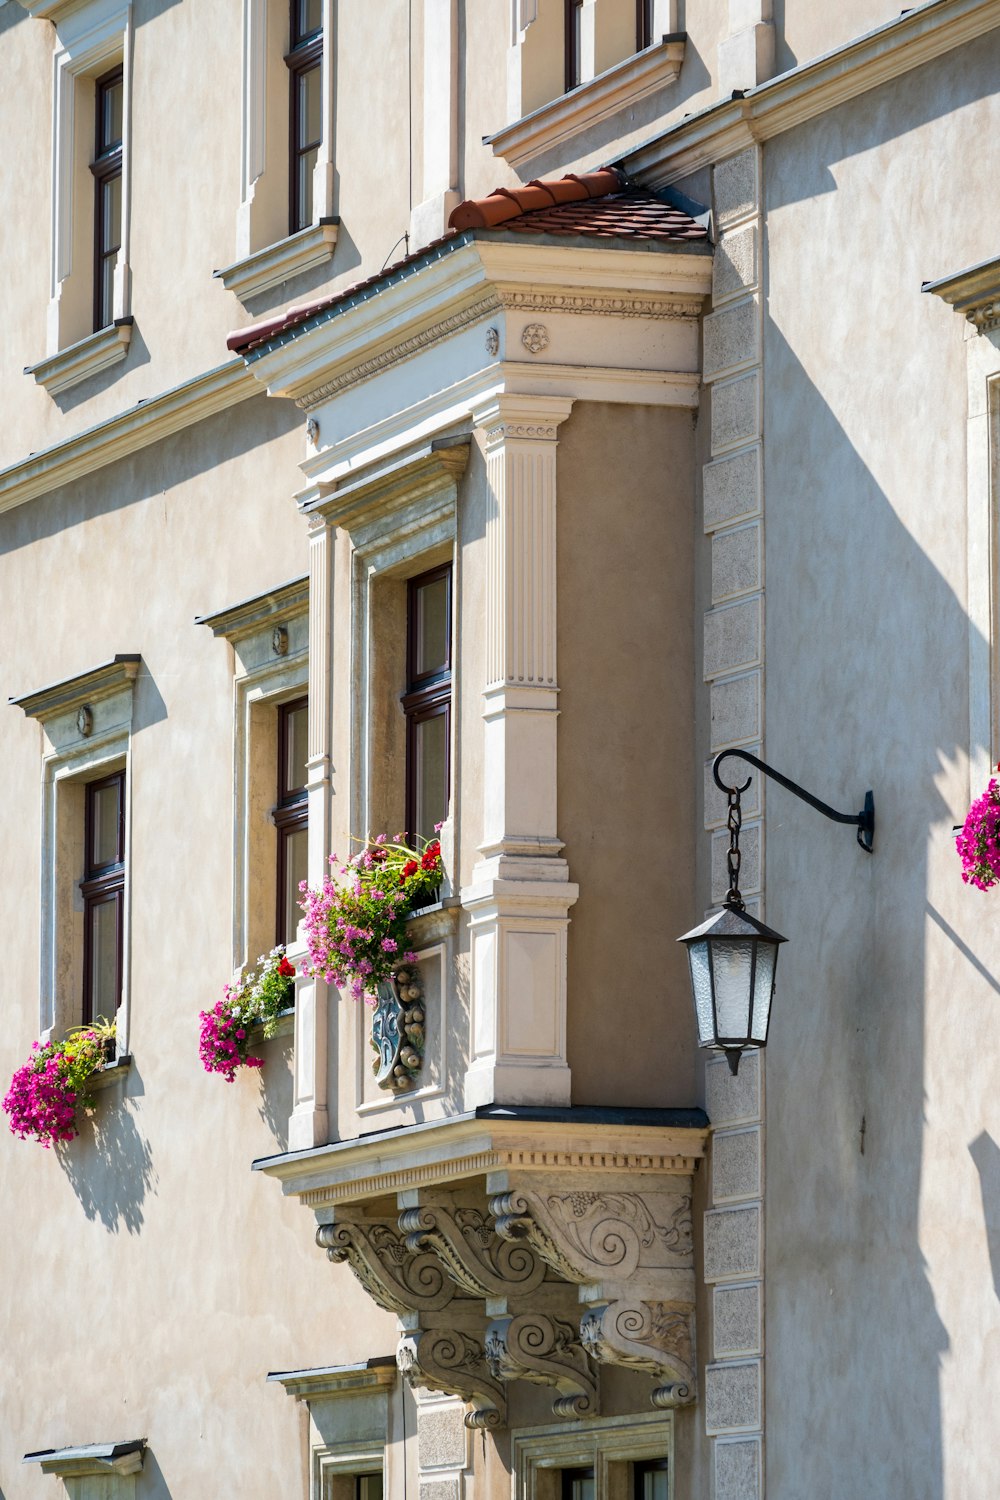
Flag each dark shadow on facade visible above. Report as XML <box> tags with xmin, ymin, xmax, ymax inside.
<box><xmin>56</xmin><ymin>1073</ymin><xmax>156</xmax><ymax>1234</ymax></box>
<box><xmin>969</xmin><ymin>1132</ymin><xmax>1000</xmax><ymax>1303</ymax></box>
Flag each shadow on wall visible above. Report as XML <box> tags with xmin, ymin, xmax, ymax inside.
<box><xmin>56</xmin><ymin>1065</ymin><xmax>155</xmax><ymax>1233</ymax></box>
<box><xmin>969</xmin><ymin>1132</ymin><xmax>1000</xmax><ymax>1303</ymax></box>
<box><xmin>751</xmin><ymin>40</ymin><xmax>1000</xmax><ymax>1479</ymax></box>
<box><xmin>257</xmin><ymin>1035</ymin><xmax>294</xmax><ymax>1151</ymax></box>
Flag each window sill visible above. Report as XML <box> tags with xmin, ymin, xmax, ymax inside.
<box><xmin>486</xmin><ymin>34</ymin><xmax>687</xmax><ymax>169</ymax></box>
<box><xmin>215</xmin><ymin>220</ymin><xmax>340</xmax><ymax>302</ymax></box>
<box><xmin>86</xmin><ymin>1053</ymin><xmax>132</xmax><ymax>1094</ymax></box>
<box><xmin>24</xmin><ymin>319</ymin><xmax>133</xmax><ymax>397</ymax></box>
<box><xmin>405</xmin><ymin>896</ymin><xmax>461</xmax><ymax>946</ymax></box>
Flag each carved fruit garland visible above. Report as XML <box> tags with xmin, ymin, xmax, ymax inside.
<box><xmin>371</xmin><ymin>965</ymin><xmax>425</xmax><ymax>1092</ymax></box>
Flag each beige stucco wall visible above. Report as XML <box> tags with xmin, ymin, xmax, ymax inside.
<box><xmin>557</xmin><ymin>400</ymin><xmax>700</xmax><ymax>1107</ymax></box>
<box><xmin>0</xmin><ymin>396</ymin><xmax>396</xmax><ymax>1498</ymax></box>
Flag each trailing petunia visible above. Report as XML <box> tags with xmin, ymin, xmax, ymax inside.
<box><xmin>199</xmin><ymin>946</ymin><xmax>296</xmax><ymax>1082</ymax></box>
<box><xmin>300</xmin><ymin>834</ymin><xmax>442</xmax><ymax>1002</ymax></box>
<box><xmin>956</xmin><ymin>768</ymin><xmax>1000</xmax><ymax>890</ymax></box>
<box><xmin>3</xmin><ymin>1020</ymin><xmax>116</xmax><ymax>1147</ymax></box>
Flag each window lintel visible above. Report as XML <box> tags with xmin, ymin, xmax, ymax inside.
<box><xmin>11</xmin><ymin>654</ymin><xmax>140</xmax><ymax>724</ymax></box>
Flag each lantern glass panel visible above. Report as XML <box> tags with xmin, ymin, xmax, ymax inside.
<box><xmin>687</xmin><ymin>941</ymin><xmax>715</xmax><ymax>1046</ymax></box>
<box><xmin>750</xmin><ymin>939</ymin><xmax>777</xmax><ymax>1043</ymax></box>
<box><xmin>712</xmin><ymin>938</ymin><xmax>754</xmax><ymax>1040</ymax></box>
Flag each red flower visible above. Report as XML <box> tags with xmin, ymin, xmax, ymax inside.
<box><xmin>419</xmin><ymin>840</ymin><xmax>441</xmax><ymax>871</ymax></box>
<box><xmin>401</xmin><ymin>860</ymin><xmax>419</xmax><ymax>880</ymax></box>
<box><xmin>277</xmin><ymin>956</ymin><xmax>296</xmax><ymax>978</ymax></box>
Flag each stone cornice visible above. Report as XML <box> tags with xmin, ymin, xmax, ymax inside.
<box><xmin>619</xmin><ymin>0</ymin><xmax>1000</xmax><ymax>185</ymax></box>
<box><xmin>267</xmin><ymin>1357</ymin><xmax>397</xmax><ymax>1400</ymax></box>
<box><xmin>923</xmin><ymin>254</ymin><xmax>1000</xmax><ymax>330</ymax></box>
<box><xmin>238</xmin><ymin>238</ymin><xmax>711</xmax><ymax>410</ymax></box>
<box><xmin>253</xmin><ymin>1111</ymin><xmax>709</xmax><ymax>1208</ymax></box>
<box><xmin>303</xmin><ymin>436</ymin><xmax>471</xmax><ymax>531</ymax></box>
<box><xmin>215</xmin><ymin>220</ymin><xmax>340</xmax><ymax>302</ymax></box>
<box><xmin>23</xmin><ymin>1442</ymin><xmax>146</xmax><ymax>1478</ymax></box>
<box><xmin>487</xmin><ymin>35</ymin><xmax>686</xmax><ymax>170</ymax></box>
<box><xmin>25</xmin><ymin>319</ymin><xmax>132</xmax><ymax>396</ymax></box>
<box><xmin>195</xmin><ymin>575</ymin><xmax>309</xmax><ymax>642</ymax></box>
<box><xmin>11</xmin><ymin>654</ymin><xmax>141</xmax><ymax>722</ymax></box>
<box><xmin>0</xmin><ymin>359</ymin><xmax>255</xmax><ymax>517</ymax></box>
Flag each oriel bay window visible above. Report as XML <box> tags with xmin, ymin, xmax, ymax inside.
<box><xmin>403</xmin><ymin>564</ymin><xmax>451</xmax><ymax>846</ymax></box>
<box><xmin>91</xmin><ymin>66</ymin><xmax>123</xmax><ymax>332</ymax></box>
<box><xmin>286</xmin><ymin>0</ymin><xmax>323</xmax><ymax>232</ymax></box>
<box><xmin>81</xmin><ymin>770</ymin><xmax>125</xmax><ymax>1025</ymax></box>
<box><xmin>274</xmin><ymin>696</ymin><xmax>308</xmax><ymax>946</ymax></box>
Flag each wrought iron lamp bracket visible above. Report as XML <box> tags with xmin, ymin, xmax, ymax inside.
<box><xmin>713</xmin><ymin>751</ymin><xmax>875</xmax><ymax>855</ymax></box>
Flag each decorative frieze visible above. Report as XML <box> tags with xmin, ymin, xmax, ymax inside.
<box><xmin>490</xmin><ymin>1185</ymin><xmax>693</xmax><ymax>1284</ymax></box>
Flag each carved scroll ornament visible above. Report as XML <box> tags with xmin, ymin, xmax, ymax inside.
<box><xmin>490</xmin><ymin>1188</ymin><xmax>693</xmax><ymax>1283</ymax></box>
<box><xmin>399</xmin><ymin>1202</ymin><xmax>546</xmax><ymax>1300</ymax></box>
<box><xmin>397</xmin><ymin>1323</ymin><xmax>507</xmax><ymax>1430</ymax></box>
<box><xmin>317</xmin><ymin>1217</ymin><xmax>454</xmax><ymax>1315</ymax></box>
<box><xmin>485</xmin><ymin>1312</ymin><xmax>598</xmax><ymax>1419</ymax></box>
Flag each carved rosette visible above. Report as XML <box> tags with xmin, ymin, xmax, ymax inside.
<box><xmin>579</xmin><ymin>1300</ymin><xmax>695</xmax><ymax>1403</ymax></box>
<box><xmin>317</xmin><ymin>1218</ymin><xmax>454</xmax><ymax>1315</ymax></box>
<box><xmin>485</xmin><ymin>1312</ymin><xmax>599</xmax><ymax>1419</ymax></box>
<box><xmin>399</xmin><ymin>1202</ymin><xmax>546</xmax><ymax>1300</ymax></box>
<box><xmin>397</xmin><ymin>1325</ymin><xmax>506</xmax><ymax>1430</ymax></box>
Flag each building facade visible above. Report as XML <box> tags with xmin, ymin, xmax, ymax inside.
<box><xmin>2</xmin><ymin>2</ymin><xmax>1000</xmax><ymax>1498</ymax></box>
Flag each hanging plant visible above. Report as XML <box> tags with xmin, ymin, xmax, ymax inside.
<box><xmin>300</xmin><ymin>833</ymin><xmax>443</xmax><ymax>1002</ymax></box>
<box><xmin>956</xmin><ymin>767</ymin><xmax>1000</xmax><ymax>889</ymax></box>
<box><xmin>199</xmin><ymin>946</ymin><xmax>296</xmax><ymax>1082</ymax></box>
<box><xmin>3</xmin><ymin>1019</ymin><xmax>116</xmax><ymax>1147</ymax></box>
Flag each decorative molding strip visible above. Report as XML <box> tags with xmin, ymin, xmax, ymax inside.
<box><xmin>25</xmin><ymin>319</ymin><xmax>132</xmax><ymax>396</ymax></box>
<box><xmin>497</xmin><ymin>288</ymin><xmax>703</xmax><ymax>321</ymax></box>
<box><xmin>621</xmin><ymin>0</ymin><xmax>1000</xmax><ymax>185</ymax></box>
<box><xmin>195</xmin><ymin>575</ymin><xmax>309</xmax><ymax>642</ymax></box>
<box><xmin>215</xmin><ymin>219</ymin><xmax>339</xmax><ymax>302</ymax></box>
<box><xmin>0</xmin><ymin>359</ymin><xmax>255</xmax><ymax>515</ymax></box>
<box><xmin>488</xmin><ymin>35</ymin><xmax>686</xmax><ymax>169</ymax></box>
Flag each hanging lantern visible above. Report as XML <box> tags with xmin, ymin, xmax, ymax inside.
<box><xmin>677</xmin><ymin>902</ymin><xmax>787</xmax><ymax>1074</ymax></box>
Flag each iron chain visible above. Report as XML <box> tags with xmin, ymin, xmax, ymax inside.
<box><xmin>726</xmin><ymin>785</ymin><xmax>744</xmax><ymax>908</ymax></box>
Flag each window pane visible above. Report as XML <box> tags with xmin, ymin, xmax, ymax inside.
<box><xmin>357</xmin><ymin>1475</ymin><xmax>383</xmax><ymax>1500</ymax></box>
<box><xmin>416</xmin><ymin>574</ymin><xmax>449</xmax><ymax>677</ymax></box>
<box><xmin>414</xmin><ymin>711</ymin><xmax>447</xmax><ymax>845</ymax></box>
<box><xmin>298</xmin><ymin>0</ymin><xmax>323</xmax><ymax>39</ymax></box>
<box><xmin>90</xmin><ymin>896</ymin><xmax>119</xmax><ymax>1019</ymax></box>
<box><xmin>102</xmin><ymin>76</ymin><xmax>123</xmax><ymax>150</ymax></box>
<box><xmin>637</xmin><ymin>1465</ymin><xmax>669</xmax><ymax>1500</ymax></box>
<box><xmin>299</xmin><ymin>63</ymin><xmax>322</xmax><ymax>148</ymax></box>
<box><xmin>562</xmin><ymin>1470</ymin><xmax>595</xmax><ymax>1500</ymax></box>
<box><xmin>284</xmin><ymin>702</ymin><xmax>309</xmax><ymax>795</ymax></box>
<box><xmin>91</xmin><ymin>781</ymin><xmax>121</xmax><ymax>867</ymax></box>
<box><xmin>103</xmin><ymin>172</ymin><xmax>122</xmax><ymax>252</ymax></box>
<box><xmin>298</xmin><ymin>145</ymin><xmax>317</xmax><ymax>228</ymax></box>
<box><xmin>284</xmin><ymin>825</ymin><xmax>308</xmax><ymax>942</ymax></box>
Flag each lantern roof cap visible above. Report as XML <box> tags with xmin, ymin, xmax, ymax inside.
<box><xmin>677</xmin><ymin>901</ymin><xmax>788</xmax><ymax>947</ymax></box>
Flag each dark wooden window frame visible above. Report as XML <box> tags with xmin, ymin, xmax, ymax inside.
<box><xmin>90</xmin><ymin>65</ymin><xmax>123</xmax><ymax>332</ymax></box>
<box><xmin>80</xmin><ymin>769</ymin><xmax>125</xmax><ymax>1025</ymax></box>
<box><xmin>636</xmin><ymin>0</ymin><xmax>655</xmax><ymax>51</ymax></box>
<box><xmin>285</xmin><ymin>2</ymin><xmax>323</xmax><ymax>235</ymax></box>
<box><xmin>402</xmin><ymin>562</ymin><xmax>452</xmax><ymax>845</ymax></box>
<box><xmin>274</xmin><ymin>694</ymin><xmax>309</xmax><ymax>946</ymax></box>
<box><xmin>564</xmin><ymin>0</ymin><xmax>584</xmax><ymax>92</ymax></box>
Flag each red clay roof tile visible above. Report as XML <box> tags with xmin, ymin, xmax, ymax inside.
<box><xmin>227</xmin><ymin>170</ymin><xmax>708</xmax><ymax>357</ymax></box>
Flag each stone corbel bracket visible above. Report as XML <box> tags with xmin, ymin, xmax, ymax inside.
<box><xmin>398</xmin><ymin>1197</ymin><xmax>546</xmax><ymax>1300</ymax></box>
<box><xmin>397</xmin><ymin>1313</ymin><xmax>507</xmax><ymax>1430</ymax></box>
<box><xmin>489</xmin><ymin>1180</ymin><xmax>697</xmax><ymax>1403</ymax></box>
<box><xmin>485</xmin><ymin>1311</ymin><xmax>599</xmax><ymax>1419</ymax></box>
<box><xmin>316</xmin><ymin>1213</ymin><xmax>455</xmax><ymax>1316</ymax></box>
